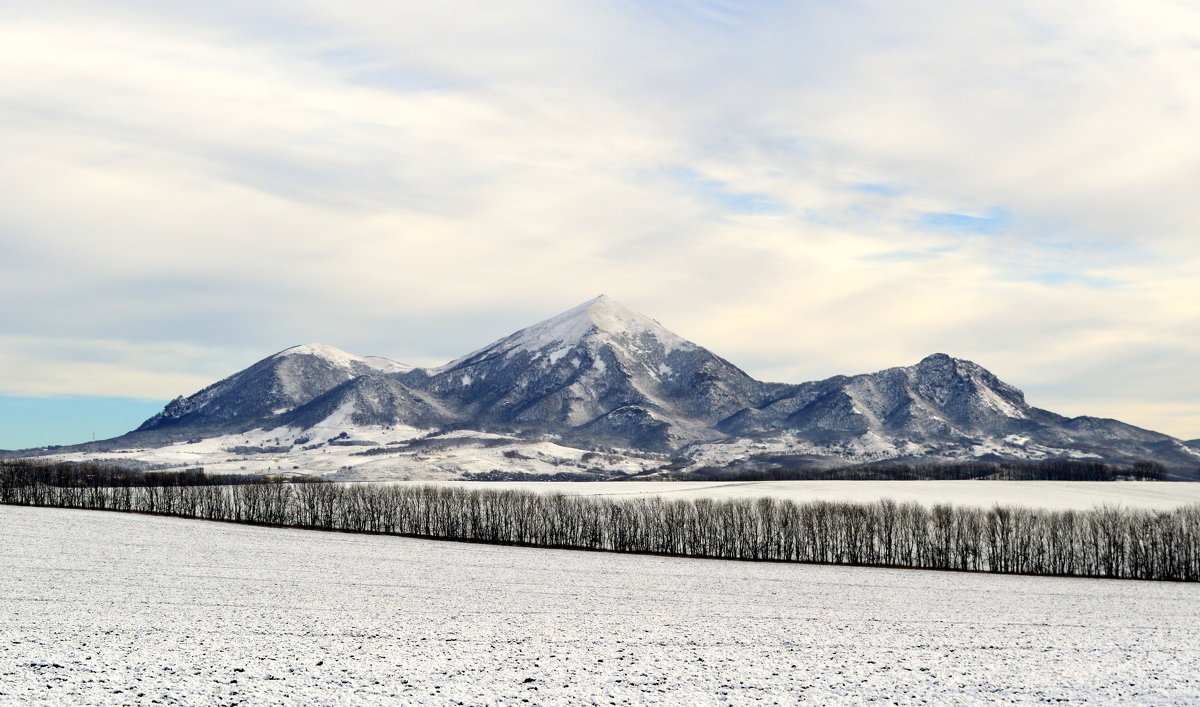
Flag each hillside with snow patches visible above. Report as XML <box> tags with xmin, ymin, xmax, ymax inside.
<box><xmin>24</xmin><ymin>295</ymin><xmax>1200</xmax><ymax>479</ymax></box>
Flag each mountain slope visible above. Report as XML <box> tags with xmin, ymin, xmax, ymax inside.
<box><xmin>278</xmin><ymin>375</ymin><xmax>456</xmax><ymax>431</ymax></box>
<box><xmin>400</xmin><ymin>295</ymin><xmax>779</xmax><ymax>449</ymax></box>
<box><xmin>703</xmin><ymin>353</ymin><xmax>1199</xmax><ymax>471</ymax></box>
<box><xmin>136</xmin><ymin>343</ymin><xmax>411</xmax><ymax>434</ymax></box>
<box><xmin>720</xmin><ymin>353</ymin><xmax>1034</xmax><ymax>440</ymax></box>
<box><xmin>1020</xmin><ymin>411</ymin><xmax>1199</xmax><ymax>469</ymax></box>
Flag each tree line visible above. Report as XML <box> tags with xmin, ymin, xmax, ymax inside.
<box><xmin>677</xmin><ymin>459</ymin><xmax>1169</xmax><ymax>482</ymax></box>
<box><xmin>2</xmin><ymin>459</ymin><xmax>1197</xmax><ymax>582</ymax></box>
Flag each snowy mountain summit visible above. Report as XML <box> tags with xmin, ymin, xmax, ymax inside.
<box><xmin>439</xmin><ymin>295</ymin><xmax>694</xmax><ymax>366</ymax></box>
<box><xmin>49</xmin><ymin>296</ymin><xmax>1200</xmax><ymax>477</ymax></box>
<box><xmin>138</xmin><ymin>342</ymin><xmax>410</xmax><ymax>432</ymax></box>
<box><xmin>275</xmin><ymin>342</ymin><xmax>411</xmax><ymax>375</ymax></box>
<box><xmin>404</xmin><ymin>295</ymin><xmax>771</xmax><ymax>449</ymax></box>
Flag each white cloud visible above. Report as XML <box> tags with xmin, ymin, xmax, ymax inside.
<box><xmin>0</xmin><ymin>335</ymin><xmax>254</xmax><ymax>400</ymax></box>
<box><xmin>0</xmin><ymin>0</ymin><xmax>1198</xmax><ymax>439</ymax></box>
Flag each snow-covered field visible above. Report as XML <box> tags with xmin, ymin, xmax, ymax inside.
<box><xmin>399</xmin><ymin>479</ymin><xmax>1200</xmax><ymax>511</ymax></box>
<box><xmin>2</xmin><ymin>505</ymin><xmax>1198</xmax><ymax>704</ymax></box>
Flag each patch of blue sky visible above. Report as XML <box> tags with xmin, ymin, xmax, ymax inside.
<box><xmin>664</xmin><ymin>165</ymin><xmax>786</xmax><ymax>215</ymax></box>
<box><xmin>851</xmin><ymin>183</ymin><xmax>903</xmax><ymax>197</ymax></box>
<box><xmin>1021</xmin><ymin>272</ymin><xmax>1125</xmax><ymax>289</ymax></box>
<box><xmin>920</xmin><ymin>208</ymin><xmax>1009</xmax><ymax>236</ymax></box>
<box><xmin>0</xmin><ymin>395</ymin><xmax>166</xmax><ymax>451</ymax></box>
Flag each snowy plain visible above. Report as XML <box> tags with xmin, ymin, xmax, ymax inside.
<box><xmin>2</xmin><ymin>505</ymin><xmax>1198</xmax><ymax>704</ymax></box>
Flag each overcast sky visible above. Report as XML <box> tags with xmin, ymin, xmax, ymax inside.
<box><xmin>2</xmin><ymin>0</ymin><xmax>1199</xmax><ymax>448</ymax></box>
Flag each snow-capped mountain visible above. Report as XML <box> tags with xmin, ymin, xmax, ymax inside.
<box><xmin>399</xmin><ymin>295</ymin><xmax>778</xmax><ymax>450</ymax></box>
<box><xmin>721</xmin><ymin>353</ymin><xmax>1035</xmax><ymax>439</ymax></box>
<box><xmin>136</xmin><ymin>343</ymin><xmax>410</xmax><ymax>436</ymax></box>
<box><xmin>703</xmin><ymin>352</ymin><xmax>1198</xmax><ymax>472</ymax></box>
<box><xmin>25</xmin><ymin>297</ymin><xmax>1200</xmax><ymax>477</ymax></box>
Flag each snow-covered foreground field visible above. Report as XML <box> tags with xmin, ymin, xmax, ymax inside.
<box><xmin>2</xmin><ymin>506</ymin><xmax>1198</xmax><ymax>705</ymax></box>
<box><xmin>407</xmin><ymin>479</ymin><xmax>1200</xmax><ymax>511</ymax></box>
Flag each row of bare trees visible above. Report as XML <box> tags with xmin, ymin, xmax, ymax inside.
<box><xmin>679</xmin><ymin>459</ymin><xmax>1170</xmax><ymax>481</ymax></box>
<box><xmin>2</xmin><ymin>461</ymin><xmax>1197</xmax><ymax>581</ymax></box>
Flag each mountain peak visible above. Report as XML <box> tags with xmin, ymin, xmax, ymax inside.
<box><xmin>908</xmin><ymin>352</ymin><xmax>1030</xmax><ymax>420</ymax></box>
<box><xmin>440</xmin><ymin>297</ymin><xmax>694</xmax><ymax>371</ymax></box>
<box><xmin>412</xmin><ymin>295</ymin><xmax>762</xmax><ymax>448</ymax></box>
<box><xmin>915</xmin><ymin>352</ymin><xmax>994</xmax><ymax>370</ymax></box>
<box><xmin>582</xmin><ymin>293</ymin><xmax>615</xmax><ymax>306</ymax></box>
<box><xmin>524</xmin><ymin>295</ymin><xmax>694</xmax><ymax>352</ymax></box>
<box><xmin>918</xmin><ymin>352</ymin><xmax>955</xmax><ymax>364</ymax></box>
<box><xmin>561</xmin><ymin>293</ymin><xmax>641</xmax><ymax>319</ymax></box>
<box><xmin>914</xmin><ymin>352</ymin><xmax>1001</xmax><ymax>377</ymax></box>
<box><xmin>277</xmin><ymin>342</ymin><xmax>357</xmax><ymax>364</ymax></box>
<box><xmin>275</xmin><ymin>342</ymin><xmax>410</xmax><ymax>374</ymax></box>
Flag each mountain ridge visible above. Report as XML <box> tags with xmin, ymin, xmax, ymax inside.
<box><xmin>17</xmin><ymin>297</ymin><xmax>1200</xmax><ymax>477</ymax></box>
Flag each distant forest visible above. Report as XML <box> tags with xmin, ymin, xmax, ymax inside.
<box><xmin>673</xmin><ymin>458</ymin><xmax>1171</xmax><ymax>482</ymax></box>
<box><xmin>2</xmin><ymin>459</ymin><xmax>1197</xmax><ymax>582</ymax></box>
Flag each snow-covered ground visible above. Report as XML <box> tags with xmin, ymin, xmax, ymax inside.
<box><xmin>41</xmin><ymin>426</ymin><xmax>666</xmax><ymax>480</ymax></box>
<box><xmin>392</xmin><ymin>480</ymin><xmax>1200</xmax><ymax>511</ymax></box>
<box><xmin>2</xmin><ymin>505</ymin><xmax>1198</xmax><ymax>704</ymax></box>
<box><xmin>41</xmin><ymin>424</ymin><xmax>1195</xmax><ymax>482</ymax></box>
<box><xmin>677</xmin><ymin>431</ymin><xmax>1134</xmax><ymax>472</ymax></box>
